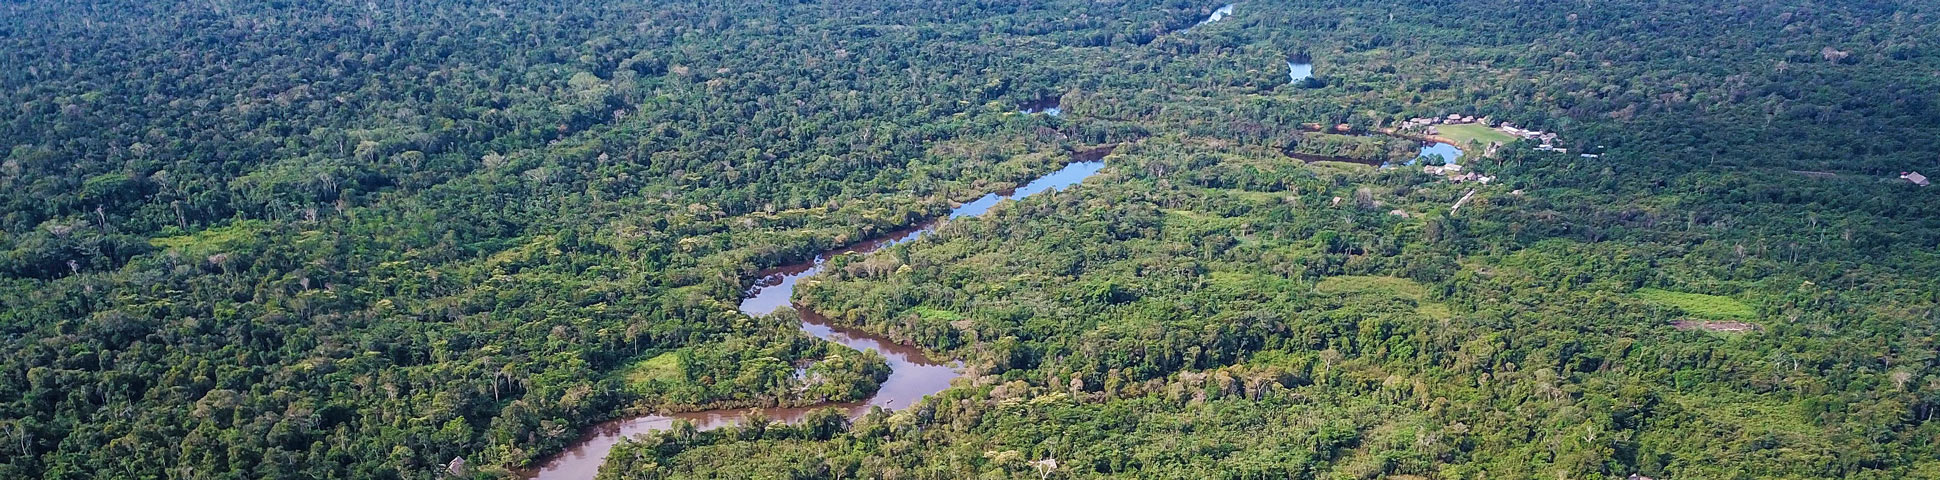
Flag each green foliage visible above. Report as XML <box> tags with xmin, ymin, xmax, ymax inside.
<box><xmin>147</xmin><ymin>220</ymin><xmax>269</xmax><ymax>257</ymax></box>
<box><xmin>1434</xmin><ymin>123</ymin><xmax>1517</xmax><ymax>150</ymax></box>
<box><xmin>1315</xmin><ymin>275</ymin><xmax>1432</xmax><ymax>299</ymax></box>
<box><xmin>1284</xmin><ymin>132</ymin><xmax>1416</xmax><ymax>163</ymax></box>
<box><xmin>1316</xmin><ymin>275</ymin><xmax>1450</xmax><ymax>319</ymax></box>
<box><xmin>2</xmin><ymin>0</ymin><xmax>1939</xmax><ymax>478</ymax></box>
<box><xmin>1634</xmin><ymin>288</ymin><xmax>1757</xmax><ymax>319</ymax></box>
<box><xmin>905</xmin><ymin>306</ymin><xmax>965</xmax><ymax>322</ymax></box>
<box><xmin>688</xmin><ymin>128</ymin><xmax>1940</xmax><ymax>478</ymax></box>
<box><xmin>622</xmin><ymin>352</ymin><xmax>685</xmax><ymax>390</ymax></box>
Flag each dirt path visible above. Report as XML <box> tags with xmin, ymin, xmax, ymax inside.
<box><xmin>1451</xmin><ymin>189</ymin><xmax>1478</xmax><ymax>214</ymax></box>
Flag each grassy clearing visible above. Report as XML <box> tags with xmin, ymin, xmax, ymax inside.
<box><xmin>906</xmin><ymin>306</ymin><xmax>965</xmax><ymax>321</ymax></box>
<box><xmin>1245</xmin><ymin>349</ymin><xmax>1320</xmax><ymax>371</ymax></box>
<box><xmin>1629</xmin><ymin>392</ymin><xmax>1839</xmax><ymax>478</ymax></box>
<box><xmin>1207</xmin><ymin>271</ymin><xmax>1298</xmax><ymax>294</ymax></box>
<box><xmin>1635</xmin><ymin>288</ymin><xmax>1755</xmax><ymax>319</ymax></box>
<box><xmin>1308</xmin><ymin>160</ymin><xmax>1378</xmax><ymax>173</ymax></box>
<box><xmin>1220</xmin><ymin>149</ymin><xmax>1305</xmax><ymax>170</ymax></box>
<box><xmin>1415</xmin><ymin>303</ymin><xmax>1452</xmax><ymax>319</ymax></box>
<box><xmin>1315</xmin><ymin>275</ymin><xmax>1450</xmax><ymax>319</ymax></box>
<box><xmin>1162</xmin><ymin>208</ymin><xmax>1246</xmax><ymax>232</ymax></box>
<box><xmin>1218</xmin><ymin>189</ymin><xmax>1292</xmax><ymax>205</ymax></box>
<box><xmin>149</xmin><ymin>220</ymin><xmax>267</xmax><ymax>256</ymax></box>
<box><xmin>1436</xmin><ymin>123</ymin><xmax>1517</xmax><ymax>147</ymax></box>
<box><xmin>1317</xmin><ymin>275</ymin><xmax>1431</xmax><ymax>299</ymax></box>
<box><xmin>623</xmin><ymin>351</ymin><xmax>686</xmax><ymax>388</ymax></box>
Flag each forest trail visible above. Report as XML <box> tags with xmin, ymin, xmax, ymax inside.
<box><xmin>1451</xmin><ymin>189</ymin><xmax>1478</xmax><ymax>213</ymax></box>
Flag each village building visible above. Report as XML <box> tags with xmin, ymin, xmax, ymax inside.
<box><xmin>1902</xmin><ymin>171</ymin><xmax>1930</xmax><ymax>186</ymax></box>
<box><xmin>1426</xmin><ymin>164</ymin><xmax>1457</xmax><ymax>174</ymax></box>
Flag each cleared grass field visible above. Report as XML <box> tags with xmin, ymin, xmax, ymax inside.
<box><xmin>1635</xmin><ymin>288</ymin><xmax>1756</xmax><ymax>319</ymax></box>
<box><xmin>149</xmin><ymin>220</ymin><xmax>267</xmax><ymax>256</ymax></box>
<box><xmin>1437</xmin><ymin>123</ymin><xmax>1517</xmax><ymax>148</ymax></box>
<box><xmin>1316</xmin><ymin>275</ymin><xmax>1450</xmax><ymax>319</ymax></box>
<box><xmin>906</xmin><ymin>306</ymin><xmax>965</xmax><ymax>321</ymax></box>
<box><xmin>623</xmin><ymin>351</ymin><xmax>685</xmax><ymax>388</ymax></box>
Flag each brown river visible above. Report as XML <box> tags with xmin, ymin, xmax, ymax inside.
<box><xmin>519</xmin><ymin>151</ymin><xmax>1111</xmax><ymax>479</ymax></box>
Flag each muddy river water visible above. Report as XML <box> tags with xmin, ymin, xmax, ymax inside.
<box><xmin>520</xmin><ymin>149</ymin><xmax>1112</xmax><ymax>479</ymax></box>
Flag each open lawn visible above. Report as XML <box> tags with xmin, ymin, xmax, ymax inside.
<box><xmin>149</xmin><ymin>220</ymin><xmax>268</xmax><ymax>257</ymax></box>
<box><xmin>623</xmin><ymin>351</ymin><xmax>685</xmax><ymax>388</ymax></box>
<box><xmin>906</xmin><ymin>306</ymin><xmax>965</xmax><ymax>321</ymax></box>
<box><xmin>1315</xmin><ymin>275</ymin><xmax>1450</xmax><ymax>319</ymax></box>
<box><xmin>1636</xmin><ymin>288</ymin><xmax>1756</xmax><ymax>319</ymax></box>
<box><xmin>1437</xmin><ymin>123</ymin><xmax>1517</xmax><ymax>149</ymax></box>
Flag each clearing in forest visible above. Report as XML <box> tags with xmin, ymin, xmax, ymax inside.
<box><xmin>148</xmin><ymin>219</ymin><xmax>268</xmax><ymax>256</ymax></box>
<box><xmin>1435</xmin><ymin>123</ymin><xmax>1517</xmax><ymax>148</ymax></box>
<box><xmin>1314</xmin><ymin>275</ymin><xmax>1451</xmax><ymax>319</ymax></box>
<box><xmin>623</xmin><ymin>351</ymin><xmax>685</xmax><ymax>389</ymax></box>
<box><xmin>1672</xmin><ymin>320</ymin><xmax>1760</xmax><ymax>332</ymax></box>
<box><xmin>1634</xmin><ymin>288</ymin><xmax>1756</xmax><ymax>319</ymax></box>
<box><xmin>905</xmin><ymin>306</ymin><xmax>966</xmax><ymax>321</ymax></box>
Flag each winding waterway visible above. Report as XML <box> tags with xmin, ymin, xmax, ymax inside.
<box><xmin>1198</xmin><ymin>4</ymin><xmax>1235</xmax><ymax>26</ymax></box>
<box><xmin>1179</xmin><ymin>3</ymin><xmax>1235</xmax><ymax>34</ymax></box>
<box><xmin>520</xmin><ymin>148</ymin><xmax>1112</xmax><ymax>479</ymax></box>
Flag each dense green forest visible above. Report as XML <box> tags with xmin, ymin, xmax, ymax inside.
<box><xmin>1282</xmin><ymin>132</ymin><xmax>1418</xmax><ymax>164</ymax></box>
<box><xmin>3</xmin><ymin>0</ymin><xmax>1938</xmax><ymax>478</ymax></box>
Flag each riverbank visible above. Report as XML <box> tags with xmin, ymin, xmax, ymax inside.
<box><xmin>1379</xmin><ymin>128</ymin><xmax>1465</xmax><ymax>153</ymax></box>
<box><xmin>519</xmin><ymin>146</ymin><xmax>1116</xmax><ymax>479</ymax></box>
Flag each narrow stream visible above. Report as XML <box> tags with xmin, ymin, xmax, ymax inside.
<box><xmin>1197</xmin><ymin>4</ymin><xmax>1235</xmax><ymax>26</ymax></box>
<box><xmin>1179</xmin><ymin>3</ymin><xmax>1235</xmax><ymax>34</ymax></box>
<box><xmin>521</xmin><ymin>147</ymin><xmax>1112</xmax><ymax>479</ymax></box>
